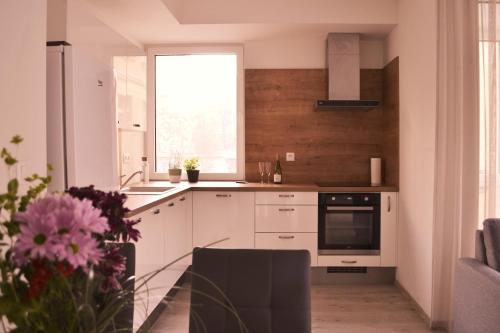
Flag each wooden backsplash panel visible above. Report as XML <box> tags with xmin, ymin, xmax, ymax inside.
<box><xmin>245</xmin><ymin>62</ymin><xmax>399</xmax><ymax>186</ymax></box>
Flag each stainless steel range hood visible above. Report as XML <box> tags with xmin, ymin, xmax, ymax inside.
<box><xmin>315</xmin><ymin>33</ymin><xmax>379</xmax><ymax>110</ymax></box>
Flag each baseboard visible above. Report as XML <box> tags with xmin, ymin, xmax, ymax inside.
<box><xmin>394</xmin><ymin>280</ymin><xmax>432</xmax><ymax>329</ymax></box>
<box><xmin>311</xmin><ymin>267</ymin><xmax>396</xmax><ymax>285</ymax></box>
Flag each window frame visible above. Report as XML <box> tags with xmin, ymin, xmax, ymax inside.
<box><xmin>147</xmin><ymin>45</ymin><xmax>245</xmax><ymax>181</ymax></box>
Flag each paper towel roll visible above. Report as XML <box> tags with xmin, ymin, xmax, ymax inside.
<box><xmin>371</xmin><ymin>158</ymin><xmax>382</xmax><ymax>186</ymax></box>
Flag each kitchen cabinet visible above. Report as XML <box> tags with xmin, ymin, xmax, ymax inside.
<box><xmin>317</xmin><ymin>255</ymin><xmax>381</xmax><ymax>267</ymax></box>
<box><xmin>133</xmin><ymin>205</ymin><xmax>165</xmax><ymax>331</ymax></box>
<box><xmin>193</xmin><ymin>191</ymin><xmax>255</xmax><ymax>249</ymax></box>
<box><xmin>255</xmin><ymin>191</ymin><xmax>317</xmax><ymax>205</ymax></box>
<box><xmin>114</xmin><ymin>56</ymin><xmax>147</xmax><ymax>131</ymax></box>
<box><xmin>255</xmin><ymin>233</ymin><xmax>318</xmax><ymax>264</ymax></box>
<box><xmin>380</xmin><ymin>192</ymin><xmax>398</xmax><ymax>266</ymax></box>
<box><xmin>255</xmin><ymin>205</ymin><xmax>317</xmax><ymax>232</ymax></box>
<box><xmin>165</xmin><ymin>192</ymin><xmax>192</xmax><ymax>268</ymax></box>
<box><xmin>133</xmin><ymin>193</ymin><xmax>192</xmax><ymax>332</ymax></box>
<box><xmin>254</xmin><ymin>191</ymin><xmax>318</xmax><ymax>266</ymax></box>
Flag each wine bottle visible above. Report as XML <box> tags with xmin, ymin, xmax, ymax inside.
<box><xmin>273</xmin><ymin>154</ymin><xmax>282</xmax><ymax>184</ymax></box>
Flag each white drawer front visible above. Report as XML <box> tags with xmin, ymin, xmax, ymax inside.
<box><xmin>255</xmin><ymin>233</ymin><xmax>318</xmax><ymax>266</ymax></box>
<box><xmin>255</xmin><ymin>205</ymin><xmax>317</xmax><ymax>232</ymax></box>
<box><xmin>317</xmin><ymin>255</ymin><xmax>381</xmax><ymax>267</ymax></box>
<box><xmin>255</xmin><ymin>192</ymin><xmax>317</xmax><ymax>205</ymax></box>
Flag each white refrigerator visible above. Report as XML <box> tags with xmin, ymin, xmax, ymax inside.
<box><xmin>46</xmin><ymin>44</ymin><xmax>118</xmax><ymax>192</ymax></box>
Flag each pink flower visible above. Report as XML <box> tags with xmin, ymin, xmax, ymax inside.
<box><xmin>13</xmin><ymin>194</ymin><xmax>109</xmax><ymax>269</ymax></box>
<box><xmin>59</xmin><ymin>231</ymin><xmax>102</xmax><ymax>268</ymax></box>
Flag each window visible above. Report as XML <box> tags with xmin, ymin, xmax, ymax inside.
<box><xmin>478</xmin><ymin>2</ymin><xmax>500</xmax><ymax>225</ymax></box>
<box><xmin>147</xmin><ymin>46</ymin><xmax>244</xmax><ymax>180</ymax></box>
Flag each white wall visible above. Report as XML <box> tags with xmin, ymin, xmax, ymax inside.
<box><xmin>118</xmin><ymin>130</ymin><xmax>145</xmax><ymax>183</ymax></box>
<box><xmin>385</xmin><ymin>0</ymin><xmax>438</xmax><ymax>317</ymax></box>
<box><xmin>245</xmin><ymin>35</ymin><xmax>385</xmax><ymax>69</ymax></box>
<box><xmin>0</xmin><ymin>1</ymin><xmax>47</xmax><ymax>192</ymax></box>
<box><xmin>47</xmin><ymin>0</ymin><xmax>67</xmax><ymax>41</ymax></box>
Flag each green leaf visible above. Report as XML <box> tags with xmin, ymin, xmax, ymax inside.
<box><xmin>5</xmin><ymin>221</ymin><xmax>20</xmax><ymax>237</ymax></box>
<box><xmin>7</xmin><ymin>179</ymin><xmax>19</xmax><ymax>194</ymax></box>
<box><xmin>10</xmin><ymin>135</ymin><xmax>23</xmax><ymax>145</ymax></box>
<box><xmin>1</xmin><ymin>148</ymin><xmax>17</xmax><ymax>166</ymax></box>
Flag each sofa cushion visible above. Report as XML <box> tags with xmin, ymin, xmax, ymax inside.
<box><xmin>476</xmin><ymin>230</ymin><xmax>487</xmax><ymax>264</ymax></box>
<box><xmin>483</xmin><ymin>219</ymin><xmax>500</xmax><ymax>271</ymax></box>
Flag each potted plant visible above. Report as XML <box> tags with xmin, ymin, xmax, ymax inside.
<box><xmin>184</xmin><ymin>157</ymin><xmax>200</xmax><ymax>183</ymax></box>
<box><xmin>168</xmin><ymin>151</ymin><xmax>182</xmax><ymax>183</ymax></box>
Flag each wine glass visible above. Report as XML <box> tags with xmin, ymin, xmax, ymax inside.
<box><xmin>264</xmin><ymin>161</ymin><xmax>272</xmax><ymax>183</ymax></box>
<box><xmin>258</xmin><ymin>162</ymin><xmax>265</xmax><ymax>183</ymax></box>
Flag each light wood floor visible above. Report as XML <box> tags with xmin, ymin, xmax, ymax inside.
<box><xmin>150</xmin><ymin>284</ymin><xmax>444</xmax><ymax>333</ymax></box>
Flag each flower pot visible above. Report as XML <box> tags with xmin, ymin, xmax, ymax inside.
<box><xmin>187</xmin><ymin>169</ymin><xmax>200</xmax><ymax>183</ymax></box>
<box><xmin>168</xmin><ymin>168</ymin><xmax>182</xmax><ymax>183</ymax></box>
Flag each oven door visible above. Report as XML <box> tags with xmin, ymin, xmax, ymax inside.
<box><xmin>318</xmin><ymin>205</ymin><xmax>380</xmax><ymax>255</ymax></box>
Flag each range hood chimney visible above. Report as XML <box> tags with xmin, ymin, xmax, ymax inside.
<box><xmin>315</xmin><ymin>33</ymin><xmax>379</xmax><ymax>110</ymax></box>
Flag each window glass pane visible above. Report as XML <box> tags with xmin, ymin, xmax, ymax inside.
<box><xmin>155</xmin><ymin>54</ymin><xmax>237</xmax><ymax>174</ymax></box>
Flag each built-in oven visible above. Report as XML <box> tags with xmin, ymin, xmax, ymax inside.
<box><xmin>318</xmin><ymin>193</ymin><xmax>381</xmax><ymax>255</ymax></box>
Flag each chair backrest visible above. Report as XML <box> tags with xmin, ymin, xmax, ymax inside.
<box><xmin>110</xmin><ymin>243</ymin><xmax>135</xmax><ymax>333</ymax></box>
<box><xmin>189</xmin><ymin>248</ymin><xmax>311</xmax><ymax>333</ymax></box>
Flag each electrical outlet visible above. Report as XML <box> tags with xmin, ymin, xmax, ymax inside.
<box><xmin>286</xmin><ymin>152</ymin><xmax>295</xmax><ymax>162</ymax></box>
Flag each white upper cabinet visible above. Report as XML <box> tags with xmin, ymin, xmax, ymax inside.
<box><xmin>380</xmin><ymin>192</ymin><xmax>398</xmax><ymax>267</ymax></box>
<box><xmin>114</xmin><ymin>56</ymin><xmax>147</xmax><ymax>131</ymax></box>
<box><xmin>193</xmin><ymin>191</ymin><xmax>255</xmax><ymax>249</ymax></box>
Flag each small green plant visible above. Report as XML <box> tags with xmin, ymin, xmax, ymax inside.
<box><xmin>184</xmin><ymin>157</ymin><xmax>200</xmax><ymax>171</ymax></box>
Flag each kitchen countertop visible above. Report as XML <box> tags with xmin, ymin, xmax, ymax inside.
<box><xmin>123</xmin><ymin>181</ymin><xmax>398</xmax><ymax>217</ymax></box>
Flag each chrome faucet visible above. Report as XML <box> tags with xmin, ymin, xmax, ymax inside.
<box><xmin>120</xmin><ymin>170</ymin><xmax>143</xmax><ymax>190</ymax></box>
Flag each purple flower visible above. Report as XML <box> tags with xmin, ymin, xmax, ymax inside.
<box><xmin>67</xmin><ymin>186</ymin><xmax>141</xmax><ymax>242</ymax></box>
<box><xmin>98</xmin><ymin>245</ymin><xmax>127</xmax><ymax>291</ymax></box>
<box><xmin>13</xmin><ymin>194</ymin><xmax>109</xmax><ymax>269</ymax></box>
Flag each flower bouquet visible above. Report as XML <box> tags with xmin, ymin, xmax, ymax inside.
<box><xmin>0</xmin><ymin>136</ymin><xmax>141</xmax><ymax>333</ymax></box>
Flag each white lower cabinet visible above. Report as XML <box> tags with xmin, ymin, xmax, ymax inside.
<box><xmin>133</xmin><ymin>205</ymin><xmax>165</xmax><ymax>331</ymax></box>
<box><xmin>255</xmin><ymin>233</ymin><xmax>318</xmax><ymax>266</ymax></box>
<box><xmin>133</xmin><ymin>193</ymin><xmax>193</xmax><ymax>332</ymax></box>
<box><xmin>193</xmin><ymin>191</ymin><xmax>255</xmax><ymax>249</ymax></box>
<box><xmin>317</xmin><ymin>255</ymin><xmax>381</xmax><ymax>267</ymax></box>
<box><xmin>381</xmin><ymin>192</ymin><xmax>398</xmax><ymax>266</ymax></box>
<box><xmin>255</xmin><ymin>205</ymin><xmax>317</xmax><ymax>232</ymax></box>
<box><xmin>255</xmin><ymin>192</ymin><xmax>318</xmax><ymax>266</ymax></box>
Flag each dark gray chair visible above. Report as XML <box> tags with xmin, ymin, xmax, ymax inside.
<box><xmin>189</xmin><ymin>248</ymin><xmax>311</xmax><ymax>333</ymax></box>
<box><xmin>453</xmin><ymin>224</ymin><xmax>500</xmax><ymax>333</ymax></box>
<box><xmin>106</xmin><ymin>243</ymin><xmax>135</xmax><ymax>333</ymax></box>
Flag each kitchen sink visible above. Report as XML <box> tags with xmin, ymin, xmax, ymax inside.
<box><xmin>120</xmin><ymin>186</ymin><xmax>176</xmax><ymax>195</ymax></box>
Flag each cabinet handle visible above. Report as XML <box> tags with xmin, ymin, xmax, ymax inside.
<box><xmin>179</xmin><ymin>197</ymin><xmax>186</xmax><ymax>201</ymax></box>
<box><xmin>278</xmin><ymin>208</ymin><xmax>295</xmax><ymax>212</ymax></box>
<box><xmin>153</xmin><ymin>209</ymin><xmax>160</xmax><ymax>215</ymax></box>
<box><xmin>278</xmin><ymin>235</ymin><xmax>295</xmax><ymax>240</ymax></box>
<box><xmin>388</xmin><ymin>195</ymin><xmax>391</xmax><ymax>212</ymax></box>
<box><xmin>168</xmin><ymin>202</ymin><xmax>175</xmax><ymax>207</ymax></box>
<box><xmin>279</xmin><ymin>194</ymin><xmax>294</xmax><ymax>198</ymax></box>
<box><xmin>216</xmin><ymin>194</ymin><xmax>231</xmax><ymax>198</ymax></box>
<box><xmin>133</xmin><ymin>123</ymin><xmax>141</xmax><ymax>128</ymax></box>
<box><xmin>341</xmin><ymin>260</ymin><xmax>357</xmax><ymax>264</ymax></box>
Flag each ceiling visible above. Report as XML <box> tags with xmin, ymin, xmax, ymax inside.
<box><xmin>84</xmin><ymin>0</ymin><xmax>398</xmax><ymax>48</ymax></box>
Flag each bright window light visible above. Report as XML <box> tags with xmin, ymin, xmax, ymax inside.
<box><xmin>154</xmin><ymin>54</ymin><xmax>238</xmax><ymax>176</ymax></box>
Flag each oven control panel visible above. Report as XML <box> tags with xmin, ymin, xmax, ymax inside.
<box><xmin>319</xmin><ymin>193</ymin><xmax>380</xmax><ymax>206</ymax></box>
